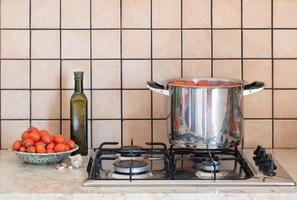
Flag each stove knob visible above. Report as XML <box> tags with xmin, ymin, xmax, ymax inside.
<box><xmin>253</xmin><ymin>145</ymin><xmax>263</xmax><ymax>155</ymax></box>
<box><xmin>253</xmin><ymin>148</ymin><xmax>266</xmax><ymax>163</ymax></box>
<box><xmin>262</xmin><ymin>159</ymin><xmax>277</xmax><ymax>177</ymax></box>
<box><xmin>258</xmin><ymin>154</ymin><xmax>270</xmax><ymax>170</ymax></box>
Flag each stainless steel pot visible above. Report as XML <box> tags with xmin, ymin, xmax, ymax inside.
<box><xmin>147</xmin><ymin>78</ymin><xmax>265</xmax><ymax>149</ymax></box>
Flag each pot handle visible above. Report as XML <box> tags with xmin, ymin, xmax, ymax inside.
<box><xmin>147</xmin><ymin>81</ymin><xmax>170</xmax><ymax>96</ymax></box>
<box><xmin>243</xmin><ymin>81</ymin><xmax>265</xmax><ymax>96</ymax></box>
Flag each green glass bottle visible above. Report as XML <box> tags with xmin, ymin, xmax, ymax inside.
<box><xmin>70</xmin><ymin>71</ymin><xmax>88</xmax><ymax>155</ymax></box>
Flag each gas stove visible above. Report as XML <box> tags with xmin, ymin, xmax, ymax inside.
<box><xmin>83</xmin><ymin>142</ymin><xmax>295</xmax><ymax>186</ymax></box>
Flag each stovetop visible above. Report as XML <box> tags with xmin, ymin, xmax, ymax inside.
<box><xmin>83</xmin><ymin>142</ymin><xmax>296</xmax><ymax>186</ymax></box>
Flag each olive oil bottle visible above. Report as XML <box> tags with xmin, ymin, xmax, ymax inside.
<box><xmin>70</xmin><ymin>71</ymin><xmax>88</xmax><ymax>155</ymax></box>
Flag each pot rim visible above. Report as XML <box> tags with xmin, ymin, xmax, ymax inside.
<box><xmin>164</xmin><ymin>77</ymin><xmax>248</xmax><ymax>89</ymax></box>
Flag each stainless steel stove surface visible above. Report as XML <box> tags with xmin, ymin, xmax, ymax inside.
<box><xmin>83</xmin><ymin>142</ymin><xmax>295</xmax><ymax>186</ymax></box>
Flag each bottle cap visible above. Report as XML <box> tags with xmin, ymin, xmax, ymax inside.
<box><xmin>74</xmin><ymin>71</ymin><xmax>84</xmax><ymax>80</ymax></box>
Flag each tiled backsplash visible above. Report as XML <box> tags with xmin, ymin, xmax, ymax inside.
<box><xmin>1</xmin><ymin>0</ymin><xmax>297</xmax><ymax>149</ymax></box>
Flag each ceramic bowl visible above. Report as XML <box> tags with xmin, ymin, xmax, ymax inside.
<box><xmin>14</xmin><ymin>146</ymin><xmax>79</xmax><ymax>164</ymax></box>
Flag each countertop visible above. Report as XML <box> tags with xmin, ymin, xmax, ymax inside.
<box><xmin>0</xmin><ymin>149</ymin><xmax>297</xmax><ymax>200</ymax></box>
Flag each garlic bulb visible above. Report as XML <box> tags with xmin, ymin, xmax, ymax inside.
<box><xmin>69</xmin><ymin>154</ymin><xmax>83</xmax><ymax>169</ymax></box>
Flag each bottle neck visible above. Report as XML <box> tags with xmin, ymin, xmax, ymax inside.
<box><xmin>75</xmin><ymin>79</ymin><xmax>83</xmax><ymax>92</ymax></box>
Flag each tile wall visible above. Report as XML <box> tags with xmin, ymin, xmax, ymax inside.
<box><xmin>1</xmin><ymin>0</ymin><xmax>297</xmax><ymax>149</ymax></box>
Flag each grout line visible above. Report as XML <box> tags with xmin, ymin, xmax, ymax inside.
<box><xmin>271</xmin><ymin>0</ymin><xmax>275</xmax><ymax>148</ymax></box>
<box><xmin>210</xmin><ymin>0</ymin><xmax>213</xmax><ymax>77</ymax></box>
<box><xmin>2</xmin><ymin>27</ymin><xmax>297</xmax><ymax>31</ymax></box>
<box><xmin>180</xmin><ymin>0</ymin><xmax>183</xmax><ymax>78</ymax></box>
<box><xmin>29</xmin><ymin>0</ymin><xmax>32</xmax><ymax>126</ymax></box>
<box><xmin>1</xmin><ymin>57</ymin><xmax>297</xmax><ymax>61</ymax></box>
<box><xmin>89</xmin><ymin>0</ymin><xmax>93</xmax><ymax>148</ymax></box>
<box><xmin>241</xmin><ymin>0</ymin><xmax>244</xmax><ymax>147</ymax></box>
<box><xmin>0</xmin><ymin>117</ymin><xmax>169</xmax><ymax>121</ymax></box>
<box><xmin>0</xmin><ymin>0</ymin><xmax>2</xmax><ymax>148</ymax></box>
<box><xmin>150</xmin><ymin>0</ymin><xmax>153</xmax><ymax>144</ymax></box>
<box><xmin>59</xmin><ymin>0</ymin><xmax>62</xmax><ymax>134</ymax></box>
<box><xmin>120</xmin><ymin>0</ymin><xmax>123</xmax><ymax>147</ymax></box>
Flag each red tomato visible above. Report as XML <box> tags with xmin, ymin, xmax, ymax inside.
<box><xmin>27</xmin><ymin>146</ymin><xmax>36</xmax><ymax>153</ymax></box>
<box><xmin>65</xmin><ymin>144</ymin><xmax>70</xmax><ymax>151</ymax></box>
<box><xmin>21</xmin><ymin>131</ymin><xmax>31</xmax><ymax>140</ymax></box>
<box><xmin>19</xmin><ymin>147</ymin><xmax>27</xmax><ymax>152</ymax></box>
<box><xmin>54</xmin><ymin>143</ymin><xmax>66</xmax><ymax>152</ymax></box>
<box><xmin>23</xmin><ymin>139</ymin><xmax>34</xmax><ymax>148</ymax></box>
<box><xmin>28</xmin><ymin>127</ymin><xmax>39</xmax><ymax>133</ymax></box>
<box><xmin>47</xmin><ymin>148</ymin><xmax>54</xmax><ymax>153</ymax></box>
<box><xmin>39</xmin><ymin>130</ymin><xmax>49</xmax><ymax>137</ymax></box>
<box><xmin>12</xmin><ymin>140</ymin><xmax>22</xmax><ymax>151</ymax></box>
<box><xmin>41</xmin><ymin>135</ymin><xmax>53</xmax><ymax>144</ymax></box>
<box><xmin>35</xmin><ymin>141</ymin><xmax>45</xmax><ymax>147</ymax></box>
<box><xmin>54</xmin><ymin>135</ymin><xmax>65</xmax><ymax>144</ymax></box>
<box><xmin>66</xmin><ymin>140</ymin><xmax>75</xmax><ymax>149</ymax></box>
<box><xmin>29</xmin><ymin>131</ymin><xmax>40</xmax><ymax>142</ymax></box>
<box><xmin>46</xmin><ymin>142</ymin><xmax>55</xmax><ymax>150</ymax></box>
<box><xmin>36</xmin><ymin>144</ymin><xmax>46</xmax><ymax>153</ymax></box>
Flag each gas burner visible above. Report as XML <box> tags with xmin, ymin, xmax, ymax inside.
<box><xmin>195</xmin><ymin>170</ymin><xmax>227</xmax><ymax>179</ymax></box>
<box><xmin>197</xmin><ymin>160</ymin><xmax>224</xmax><ymax>173</ymax></box>
<box><xmin>113</xmin><ymin>160</ymin><xmax>149</xmax><ymax>174</ymax></box>
<box><xmin>107</xmin><ymin>171</ymin><xmax>155</xmax><ymax>179</ymax></box>
<box><xmin>116</xmin><ymin>145</ymin><xmax>146</xmax><ymax>157</ymax></box>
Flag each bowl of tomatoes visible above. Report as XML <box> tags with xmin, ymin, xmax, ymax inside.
<box><xmin>12</xmin><ymin>127</ymin><xmax>78</xmax><ymax>165</ymax></box>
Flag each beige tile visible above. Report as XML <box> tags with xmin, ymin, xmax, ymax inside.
<box><xmin>92</xmin><ymin>90</ymin><xmax>121</xmax><ymax>119</ymax></box>
<box><xmin>123</xmin><ymin>60</ymin><xmax>151</xmax><ymax>88</ymax></box>
<box><xmin>274</xmin><ymin>90</ymin><xmax>297</xmax><ymax>118</ymax></box>
<box><xmin>153</xmin><ymin>93</ymin><xmax>169</xmax><ymax>118</ymax></box>
<box><xmin>31</xmin><ymin>30</ymin><xmax>60</xmax><ymax>59</ymax></box>
<box><xmin>243</xmin><ymin>0</ymin><xmax>271</xmax><ymax>28</ymax></box>
<box><xmin>274</xmin><ymin>60</ymin><xmax>297</xmax><ymax>88</ymax></box>
<box><xmin>93</xmin><ymin>120</ymin><xmax>121</xmax><ymax>147</ymax></box>
<box><xmin>31</xmin><ymin>0</ymin><xmax>60</xmax><ymax>28</ymax></box>
<box><xmin>62</xmin><ymin>60</ymin><xmax>90</xmax><ymax>89</ymax></box>
<box><xmin>123</xmin><ymin>90</ymin><xmax>151</xmax><ymax>119</ymax></box>
<box><xmin>92</xmin><ymin>0</ymin><xmax>120</xmax><ymax>28</ymax></box>
<box><xmin>243</xmin><ymin>30</ymin><xmax>271</xmax><ymax>58</ymax></box>
<box><xmin>243</xmin><ymin>60</ymin><xmax>272</xmax><ymax>88</ymax></box>
<box><xmin>92</xmin><ymin>60</ymin><xmax>121</xmax><ymax>88</ymax></box>
<box><xmin>183</xmin><ymin>0</ymin><xmax>210</xmax><ymax>28</ymax></box>
<box><xmin>31</xmin><ymin>120</ymin><xmax>60</xmax><ymax>134</ymax></box>
<box><xmin>62</xmin><ymin>90</ymin><xmax>91</xmax><ymax>119</ymax></box>
<box><xmin>1</xmin><ymin>91</ymin><xmax>30</xmax><ymax>119</ymax></box>
<box><xmin>123</xmin><ymin>120</ymin><xmax>151</xmax><ymax>146</ymax></box>
<box><xmin>92</xmin><ymin>30</ymin><xmax>120</xmax><ymax>59</ymax></box>
<box><xmin>152</xmin><ymin>0</ymin><xmax>180</xmax><ymax>28</ymax></box>
<box><xmin>1</xmin><ymin>0</ymin><xmax>29</xmax><ymax>28</ymax></box>
<box><xmin>32</xmin><ymin>91</ymin><xmax>60</xmax><ymax>119</ymax></box>
<box><xmin>153</xmin><ymin>30</ymin><xmax>181</xmax><ymax>58</ymax></box>
<box><xmin>153</xmin><ymin>120</ymin><xmax>170</xmax><ymax>146</ymax></box>
<box><xmin>213</xmin><ymin>0</ymin><xmax>241</xmax><ymax>28</ymax></box>
<box><xmin>1</xmin><ymin>120</ymin><xmax>30</xmax><ymax>149</ymax></box>
<box><xmin>61</xmin><ymin>0</ymin><xmax>90</xmax><ymax>28</ymax></box>
<box><xmin>1</xmin><ymin>30</ymin><xmax>29</xmax><ymax>58</ymax></box>
<box><xmin>122</xmin><ymin>30</ymin><xmax>151</xmax><ymax>58</ymax></box>
<box><xmin>122</xmin><ymin>0</ymin><xmax>150</xmax><ymax>28</ymax></box>
<box><xmin>183</xmin><ymin>30</ymin><xmax>211</xmax><ymax>58</ymax></box>
<box><xmin>183</xmin><ymin>60</ymin><xmax>211</xmax><ymax>77</ymax></box>
<box><xmin>244</xmin><ymin>120</ymin><xmax>272</xmax><ymax>148</ymax></box>
<box><xmin>274</xmin><ymin>30</ymin><xmax>297</xmax><ymax>58</ymax></box>
<box><xmin>274</xmin><ymin>0</ymin><xmax>297</xmax><ymax>28</ymax></box>
<box><xmin>243</xmin><ymin>90</ymin><xmax>272</xmax><ymax>118</ymax></box>
<box><xmin>1</xmin><ymin>60</ymin><xmax>29</xmax><ymax>89</ymax></box>
<box><xmin>31</xmin><ymin>60</ymin><xmax>60</xmax><ymax>89</ymax></box>
<box><xmin>213</xmin><ymin>30</ymin><xmax>241</xmax><ymax>58</ymax></box>
<box><xmin>213</xmin><ymin>60</ymin><xmax>242</xmax><ymax>79</ymax></box>
<box><xmin>62</xmin><ymin>30</ymin><xmax>90</xmax><ymax>59</ymax></box>
<box><xmin>275</xmin><ymin>120</ymin><xmax>297</xmax><ymax>148</ymax></box>
<box><xmin>62</xmin><ymin>120</ymin><xmax>91</xmax><ymax>148</ymax></box>
<box><xmin>153</xmin><ymin>60</ymin><xmax>181</xmax><ymax>83</ymax></box>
